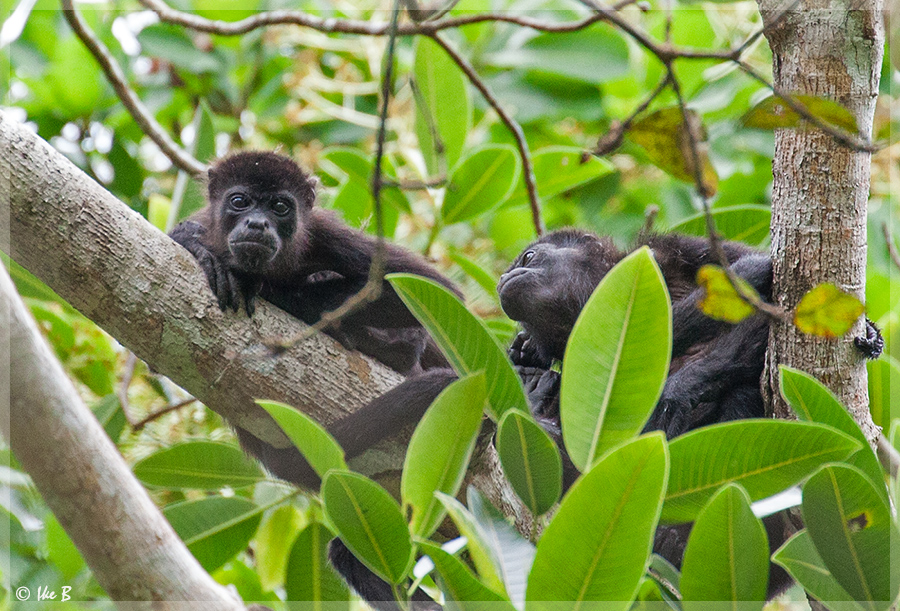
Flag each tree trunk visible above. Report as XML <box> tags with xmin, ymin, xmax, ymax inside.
<box><xmin>759</xmin><ymin>0</ymin><xmax>884</xmax><ymax>443</ymax></box>
<box><xmin>1</xmin><ymin>264</ymin><xmax>247</xmax><ymax>609</ymax></box>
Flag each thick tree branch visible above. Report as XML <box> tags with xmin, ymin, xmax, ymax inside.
<box><xmin>0</xmin><ymin>263</ymin><xmax>244</xmax><ymax>608</ymax></box>
<box><xmin>0</xmin><ymin>110</ymin><xmax>403</xmax><ymax>452</ymax></box>
<box><xmin>0</xmin><ymin>111</ymin><xmax>527</xmax><ymax>529</ymax></box>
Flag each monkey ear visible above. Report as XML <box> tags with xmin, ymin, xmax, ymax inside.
<box><xmin>302</xmin><ymin>174</ymin><xmax>320</xmax><ymax>207</ymax></box>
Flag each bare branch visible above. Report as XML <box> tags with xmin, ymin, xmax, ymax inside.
<box><xmin>427</xmin><ymin>33</ymin><xmax>545</xmax><ymax>236</ymax></box>
<box><xmin>61</xmin><ymin>0</ymin><xmax>206</xmax><ymax>175</ymax></box>
<box><xmin>132</xmin><ymin>397</ymin><xmax>198</xmax><ymax>432</ymax></box>
<box><xmin>138</xmin><ymin>0</ymin><xmax>608</xmax><ymax>36</ymax></box>
<box><xmin>876</xmin><ymin>432</ymin><xmax>899</xmax><ymax>478</ymax></box>
<box><xmin>882</xmin><ymin>222</ymin><xmax>900</xmax><ymax>272</ymax></box>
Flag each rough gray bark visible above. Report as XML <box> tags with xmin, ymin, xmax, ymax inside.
<box><xmin>0</xmin><ymin>263</ymin><xmax>245</xmax><ymax>609</ymax></box>
<box><xmin>759</xmin><ymin>0</ymin><xmax>884</xmax><ymax>442</ymax></box>
<box><xmin>0</xmin><ymin>110</ymin><xmax>527</xmax><ymax>534</ymax></box>
<box><xmin>0</xmin><ymin>110</ymin><xmax>403</xmax><ymax>450</ymax></box>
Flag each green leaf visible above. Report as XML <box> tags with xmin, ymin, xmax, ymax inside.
<box><xmin>680</xmin><ymin>484</ymin><xmax>768</xmax><ymax>607</ymax></box>
<box><xmin>418</xmin><ymin>541</ymin><xmax>514</xmax><ymax>611</ymax></box>
<box><xmin>561</xmin><ymin>247</ymin><xmax>672</xmax><ymax>471</ymax></box>
<box><xmin>663</xmin><ymin>420</ymin><xmax>862</xmax><ymax>523</ymax></box>
<box><xmin>468</xmin><ymin>488</ymin><xmax>535</xmax><ymax>608</ymax></box>
<box><xmin>496</xmin><ymin>410</ymin><xmax>562</xmax><ymax>516</ymax></box>
<box><xmin>504</xmin><ymin>147</ymin><xmax>614</xmax><ymax>209</ymax></box>
<box><xmin>388</xmin><ymin>274</ymin><xmax>528</xmax><ymax>420</ymax></box>
<box><xmin>322</xmin><ymin>471</ymin><xmax>413</xmax><ymax>584</ymax></box>
<box><xmin>255</xmin><ymin>504</ymin><xmax>306</xmax><ymax>591</ymax></box>
<box><xmin>257</xmin><ymin>400</ymin><xmax>347</xmax><ymax>479</ymax></box>
<box><xmin>772</xmin><ymin>530</ymin><xmax>865</xmax><ymax>611</ymax></box>
<box><xmin>132</xmin><ymin>441</ymin><xmax>263</xmax><ymax>490</ymax></box>
<box><xmin>448</xmin><ymin>251</ymin><xmax>501</xmax><ymax>303</ymax></box>
<box><xmin>46</xmin><ymin>37</ymin><xmax>104</xmax><ymax>117</ymax></box>
<box><xmin>45</xmin><ymin>513</ymin><xmax>85</xmax><ymax>580</ymax></box>
<box><xmin>164</xmin><ymin>496</ymin><xmax>263</xmax><ymax>573</ymax></box>
<box><xmin>629</xmin><ymin>107</ymin><xmax>718</xmax><ymax>195</ymax></box>
<box><xmin>328</xmin><ymin>177</ymin><xmax>399</xmax><ymax>238</ymax></box>
<box><xmin>742</xmin><ymin>94</ymin><xmax>858</xmax><ymax>133</ymax></box>
<box><xmin>443</xmin><ymin>145</ymin><xmax>519</xmax><ymax>224</ymax></box>
<box><xmin>794</xmin><ymin>284</ymin><xmax>865</xmax><ymax>338</ymax></box>
<box><xmin>780</xmin><ymin>366</ymin><xmax>889</xmax><ymax>505</ymax></box>
<box><xmin>320</xmin><ymin>147</ymin><xmax>411</xmax><ymax>214</ymax></box>
<box><xmin>402</xmin><ymin>374</ymin><xmax>486</xmax><ymax>538</ymax></box>
<box><xmin>668</xmin><ymin>205</ymin><xmax>771</xmax><ymax>246</ymax></box>
<box><xmin>802</xmin><ymin>465</ymin><xmax>899</xmax><ymax>610</ymax></box>
<box><xmin>486</xmin><ymin>27</ymin><xmax>630</xmax><ymax>85</ymax></box>
<box><xmin>138</xmin><ymin>24</ymin><xmax>224</xmax><ymax>74</ymax></box>
<box><xmin>285</xmin><ymin>523</ymin><xmax>350</xmax><ymax>603</ymax></box>
<box><xmin>436</xmin><ymin>493</ymin><xmax>505</xmax><ymax>594</ymax></box>
<box><xmin>526</xmin><ymin>434</ymin><xmax>668</xmax><ymax>607</ymax></box>
<box><xmin>696</xmin><ymin>265</ymin><xmax>758</xmax><ymax>323</ymax></box>
<box><xmin>414</xmin><ymin>37</ymin><xmax>471</xmax><ymax>174</ymax></box>
<box><xmin>867</xmin><ymin>356</ymin><xmax>900</xmax><ymax>430</ymax></box>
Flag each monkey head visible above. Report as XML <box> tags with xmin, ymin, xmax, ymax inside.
<box><xmin>206</xmin><ymin>152</ymin><xmax>317</xmax><ymax>273</ymax></box>
<box><xmin>498</xmin><ymin>229</ymin><xmax>622</xmax><ymax>361</ymax></box>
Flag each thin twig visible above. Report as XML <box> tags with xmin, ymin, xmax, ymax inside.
<box><xmin>138</xmin><ymin>0</ymin><xmax>607</xmax><ymax>37</ymax></box>
<box><xmin>668</xmin><ymin>67</ymin><xmax>787</xmax><ymax>322</ymax></box>
<box><xmin>61</xmin><ymin>0</ymin><xmax>205</xmax><ymax>175</ymax></box>
<box><xmin>736</xmin><ymin>60</ymin><xmax>878</xmax><ymax>153</ymax></box>
<box><xmin>132</xmin><ymin>397</ymin><xmax>197</xmax><ymax>431</ymax></box>
<box><xmin>876</xmin><ymin>433</ymin><xmax>899</xmax><ymax>478</ymax></box>
<box><xmin>882</xmin><ymin>222</ymin><xmax>900</xmax><ymax>272</ymax></box>
<box><xmin>589</xmin><ymin>73</ymin><xmax>671</xmax><ymax>157</ymax></box>
<box><xmin>265</xmin><ymin>0</ymin><xmax>403</xmax><ymax>354</ymax></box>
<box><xmin>428</xmin><ymin>32</ymin><xmax>544</xmax><ymax>236</ymax></box>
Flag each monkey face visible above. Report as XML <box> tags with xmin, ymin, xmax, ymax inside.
<box><xmin>221</xmin><ymin>189</ymin><xmax>297</xmax><ymax>273</ymax></box>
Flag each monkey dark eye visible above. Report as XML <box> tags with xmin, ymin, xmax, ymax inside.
<box><xmin>229</xmin><ymin>194</ymin><xmax>249</xmax><ymax>210</ymax></box>
<box><xmin>522</xmin><ymin>250</ymin><xmax>535</xmax><ymax>265</ymax></box>
<box><xmin>272</xmin><ymin>200</ymin><xmax>291</xmax><ymax>216</ymax></box>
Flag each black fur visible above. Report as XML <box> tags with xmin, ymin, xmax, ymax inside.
<box><xmin>498</xmin><ymin>228</ymin><xmax>882</xmax><ymax>597</ymax></box>
<box><xmin>170</xmin><ymin>152</ymin><xmax>461</xmax><ymax>608</ymax></box>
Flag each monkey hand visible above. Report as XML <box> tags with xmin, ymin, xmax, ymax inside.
<box><xmin>516</xmin><ymin>366</ymin><xmax>560</xmax><ymax>422</ymax></box>
<box><xmin>855</xmin><ymin>318</ymin><xmax>884</xmax><ymax>360</ymax></box>
<box><xmin>508</xmin><ymin>331</ymin><xmax>553</xmax><ymax>369</ymax></box>
<box><xmin>170</xmin><ymin>221</ymin><xmax>246</xmax><ymax>315</ymax></box>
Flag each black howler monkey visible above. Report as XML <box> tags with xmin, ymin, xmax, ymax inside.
<box><xmin>170</xmin><ymin>151</ymin><xmax>458</xmax><ymax>609</ymax></box>
<box><xmin>498</xmin><ymin>228</ymin><xmax>882</xmax><ymax>596</ymax></box>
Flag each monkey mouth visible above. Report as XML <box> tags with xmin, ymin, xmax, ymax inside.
<box><xmin>497</xmin><ymin>267</ymin><xmax>533</xmax><ymax>294</ymax></box>
<box><xmin>229</xmin><ymin>240</ymin><xmax>277</xmax><ymax>271</ymax></box>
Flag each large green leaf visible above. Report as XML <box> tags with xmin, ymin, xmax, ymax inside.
<box><xmin>561</xmin><ymin>247</ymin><xmax>671</xmax><ymax>471</ymax></box>
<box><xmin>322</xmin><ymin>471</ymin><xmax>413</xmax><ymax>585</ymax></box>
<box><xmin>255</xmin><ymin>504</ymin><xmax>306</xmax><ymax>591</ymax></box>
<box><xmin>133</xmin><ymin>441</ymin><xmax>263</xmax><ymax>490</ymax></box>
<box><xmin>467</xmin><ymin>488</ymin><xmax>536</xmax><ymax>608</ymax></box>
<box><xmin>436</xmin><ymin>493</ymin><xmax>505</xmax><ymax>594</ymax></box>
<box><xmin>414</xmin><ymin>37</ymin><xmax>471</xmax><ymax>174</ymax></box>
<box><xmin>442</xmin><ymin>145</ymin><xmax>519</xmax><ymax>224</ymax></box>
<box><xmin>663</xmin><ymin>420</ymin><xmax>861</xmax><ymax>523</ymax></box>
<box><xmin>802</xmin><ymin>465</ymin><xmax>899</xmax><ymax>610</ymax></box>
<box><xmin>773</xmin><ymin>530</ymin><xmax>865</xmax><ymax>611</ymax></box>
<box><xmin>668</xmin><ymin>205</ymin><xmax>771</xmax><ymax>246</ymax></box>
<box><xmin>257</xmin><ymin>400</ymin><xmax>347</xmax><ymax>479</ymax></box>
<box><xmin>780</xmin><ymin>366</ymin><xmax>888</xmax><ymax>505</ymax></box>
<box><xmin>496</xmin><ymin>409</ymin><xmax>562</xmax><ymax>516</ymax></box>
<box><xmin>867</xmin><ymin>356</ymin><xmax>900</xmax><ymax>430</ymax></box>
<box><xmin>680</xmin><ymin>484</ymin><xmax>768</xmax><ymax>607</ymax></box>
<box><xmin>418</xmin><ymin>541</ymin><xmax>514</xmax><ymax>611</ymax></box>
<box><xmin>504</xmin><ymin>147</ymin><xmax>614</xmax><ymax>209</ymax></box>
<box><xmin>401</xmin><ymin>373</ymin><xmax>486</xmax><ymax>538</ymax></box>
<box><xmin>320</xmin><ymin>147</ymin><xmax>411</xmax><ymax>214</ymax></box>
<box><xmin>486</xmin><ymin>27</ymin><xmax>630</xmax><ymax>85</ymax></box>
<box><xmin>448</xmin><ymin>250</ymin><xmax>501</xmax><ymax>303</ymax></box>
<box><xmin>388</xmin><ymin>274</ymin><xmax>528</xmax><ymax>420</ymax></box>
<box><xmin>284</xmin><ymin>523</ymin><xmax>350</xmax><ymax>604</ymax></box>
<box><xmin>164</xmin><ymin>496</ymin><xmax>263</xmax><ymax>573</ymax></box>
<box><xmin>526</xmin><ymin>434</ymin><xmax>668</xmax><ymax>608</ymax></box>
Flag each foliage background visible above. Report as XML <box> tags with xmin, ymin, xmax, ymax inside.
<box><xmin>0</xmin><ymin>0</ymin><xmax>897</xmax><ymax>607</ymax></box>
